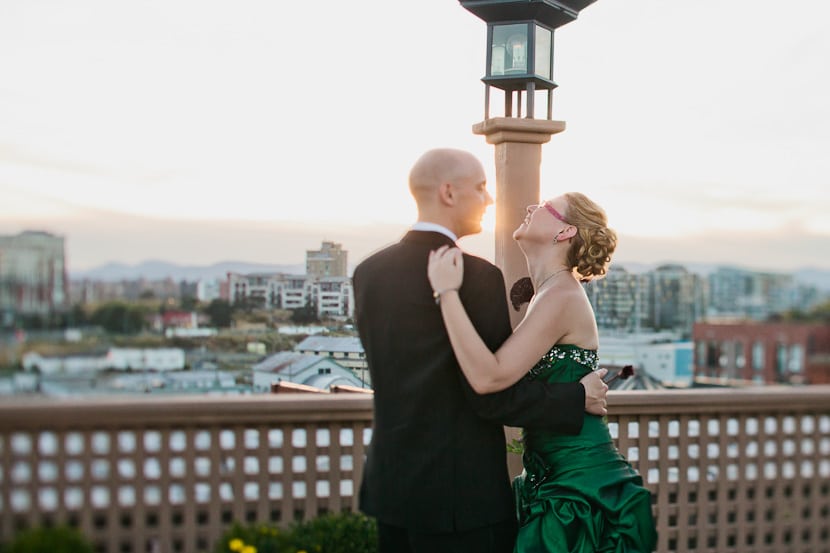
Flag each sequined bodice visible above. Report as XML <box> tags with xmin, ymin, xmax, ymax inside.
<box><xmin>525</xmin><ymin>344</ymin><xmax>598</xmax><ymax>384</ymax></box>
<box><xmin>522</xmin><ymin>343</ymin><xmax>609</xmax><ymax>448</ymax></box>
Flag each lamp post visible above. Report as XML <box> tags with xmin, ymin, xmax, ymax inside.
<box><xmin>460</xmin><ymin>0</ymin><xmax>597</xmax><ymax>327</ymax></box>
<box><xmin>461</xmin><ymin>0</ymin><xmax>599</xmax><ymax>478</ymax></box>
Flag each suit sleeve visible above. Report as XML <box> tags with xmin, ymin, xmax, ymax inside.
<box><xmin>459</xmin><ymin>263</ymin><xmax>585</xmax><ymax>433</ymax></box>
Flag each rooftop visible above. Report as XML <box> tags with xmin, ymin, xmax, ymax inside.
<box><xmin>295</xmin><ymin>335</ymin><xmax>363</xmax><ymax>354</ymax></box>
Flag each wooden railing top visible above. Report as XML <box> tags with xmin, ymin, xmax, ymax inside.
<box><xmin>1</xmin><ymin>385</ymin><xmax>828</xmax><ymax>429</ymax></box>
<box><xmin>0</xmin><ymin>393</ymin><xmax>375</xmax><ymax>429</ymax></box>
<box><xmin>607</xmin><ymin>384</ymin><xmax>830</xmax><ymax>414</ymax></box>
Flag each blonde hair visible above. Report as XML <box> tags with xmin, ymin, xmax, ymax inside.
<box><xmin>561</xmin><ymin>192</ymin><xmax>617</xmax><ymax>282</ymax></box>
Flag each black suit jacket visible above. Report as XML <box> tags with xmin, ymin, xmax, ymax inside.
<box><xmin>353</xmin><ymin>231</ymin><xmax>585</xmax><ymax>533</ymax></box>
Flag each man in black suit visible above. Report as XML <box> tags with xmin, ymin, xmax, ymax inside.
<box><xmin>353</xmin><ymin>148</ymin><xmax>609</xmax><ymax>553</ymax></box>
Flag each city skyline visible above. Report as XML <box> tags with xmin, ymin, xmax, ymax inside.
<box><xmin>62</xmin><ymin>229</ymin><xmax>830</xmax><ymax>298</ymax></box>
<box><xmin>1</xmin><ymin>0</ymin><xmax>829</xmax><ymax>271</ymax></box>
<box><xmin>6</xmin><ymin>211</ymin><xmax>830</xmax><ymax>280</ymax></box>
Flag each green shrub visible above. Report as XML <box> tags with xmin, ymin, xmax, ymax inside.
<box><xmin>291</xmin><ymin>512</ymin><xmax>377</xmax><ymax>553</ymax></box>
<box><xmin>4</xmin><ymin>525</ymin><xmax>93</xmax><ymax>553</ymax></box>
<box><xmin>214</xmin><ymin>521</ymin><xmax>292</xmax><ymax>553</ymax></box>
<box><xmin>214</xmin><ymin>512</ymin><xmax>377</xmax><ymax>553</ymax></box>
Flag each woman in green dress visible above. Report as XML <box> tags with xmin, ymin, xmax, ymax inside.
<box><xmin>428</xmin><ymin>192</ymin><xmax>657</xmax><ymax>552</ymax></box>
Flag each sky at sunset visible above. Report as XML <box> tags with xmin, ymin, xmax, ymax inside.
<box><xmin>1</xmin><ymin>0</ymin><xmax>829</xmax><ymax>272</ymax></box>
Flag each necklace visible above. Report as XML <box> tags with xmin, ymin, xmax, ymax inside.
<box><xmin>535</xmin><ymin>267</ymin><xmax>570</xmax><ymax>292</ymax></box>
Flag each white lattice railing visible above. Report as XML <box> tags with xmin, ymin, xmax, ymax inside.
<box><xmin>1</xmin><ymin>387</ymin><xmax>829</xmax><ymax>553</ymax></box>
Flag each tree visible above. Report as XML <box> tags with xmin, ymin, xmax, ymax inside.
<box><xmin>290</xmin><ymin>301</ymin><xmax>319</xmax><ymax>324</ymax></box>
<box><xmin>89</xmin><ymin>302</ymin><xmax>147</xmax><ymax>334</ymax></box>
<box><xmin>180</xmin><ymin>295</ymin><xmax>198</xmax><ymax>311</ymax></box>
<box><xmin>204</xmin><ymin>299</ymin><xmax>233</xmax><ymax>328</ymax></box>
<box><xmin>778</xmin><ymin>300</ymin><xmax>830</xmax><ymax>323</ymax></box>
<box><xmin>812</xmin><ymin>301</ymin><xmax>830</xmax><ymax>322</ymax></box>
<box><xmin>67</xmin><ymin>304</ymin><xmax>88</xmax><ymax>327</ymax></box>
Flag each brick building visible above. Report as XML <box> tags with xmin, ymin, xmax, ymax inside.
<box><xmin>693</xmin><ymin>321</ymin><xmax>830</xmax><ymax>385</ymax></box>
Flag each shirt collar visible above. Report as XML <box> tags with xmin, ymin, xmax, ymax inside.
<box><xmin>411</xmin><ymin>222</ymin><xmax>457</xmax><ymax>243</ymax></box>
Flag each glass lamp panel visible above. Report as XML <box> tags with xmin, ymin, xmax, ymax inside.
<box><xmin>490</xmin><ymin>23</ymin><xmax>528</xmax><ymax>76</ymax></box>
<box><xmin>534</xmin><ymin>25</ymin><xmax>552</xmax><ymax>80</ymax></box>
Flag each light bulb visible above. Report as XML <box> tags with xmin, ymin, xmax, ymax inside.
<box><xmin>506</xmin><ymin>34</ymin><xmax>526</xmax><ymax>71</ymax></box>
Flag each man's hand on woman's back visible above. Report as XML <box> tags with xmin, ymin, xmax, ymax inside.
<box><xmin>580</xmin><ymin>369</ymin><xmax>608</xmax><ymax>416</ymax></box>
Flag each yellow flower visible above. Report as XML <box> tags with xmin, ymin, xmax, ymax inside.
<box><xmin>242</xmin><ymin>546</ymin><xmax>257</xmax><ymax>553</ymax></box>
<box><xmin>228</xmin><ymin>538</ymin><xmax>244</xmax><ymax>551</ymax></box>
<box><xmin>297</xmin><ymin>550</ymin><xmax>308</xmax><ymax>553</ymax></box>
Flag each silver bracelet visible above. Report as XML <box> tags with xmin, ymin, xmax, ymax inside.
<box><xmin>432</xmin><ymin>288</ymin><xmax>458</xmax><ymax>305</ymax></box>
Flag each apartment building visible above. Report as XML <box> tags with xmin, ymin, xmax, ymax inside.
<box><xmin>226</xmin><ymin>272</ymin><xmax>354</xmax><ymax>318</ymax></box>
<box><xmin>707</xmin><ymin>267</ymin><xmax>808</xmax><ymax>320</ymax></box>
<box><xmin>70</xmin><ymin>277</ymin><xmax>182</xmax><ymax>304</ymax></box>
<box><xmin>650</xmin><ymin>264</ymin><xmax>706</xmax><ymax>336</ymax></box>
<box><xmin>228</xmin><ymin>272</ymin><xmax>284</xmax><ymax>308</ymax></box>
<box><xmin>0</xmin><ymin>231</ymin><xmax>67</xmax><ymax>318</ymax></box>
<box><xmin>586</xmin><ymin>266</ymin><xmax>651</xmax><ymax>332</ymax></box>
<box><xmin>226</xmin><ymin>242</ymin><xmax>354</xmax><ymax>319</ymax></box>
<box><xmin>306</xmin><ymin>241</ymin><xmax>348</xmax><ymax>278</ymax></box>
<box><xmin>588</xmin><ymin>264</ymin><xmax>704</xmax><ymax>336</ymax></box>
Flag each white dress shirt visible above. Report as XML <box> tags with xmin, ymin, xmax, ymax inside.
<box><xmin>411</xmin><ymin>222</ymin><xmax>457</xmax><ymax>243</ymax></box>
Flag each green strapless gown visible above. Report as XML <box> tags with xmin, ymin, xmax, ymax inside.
<box><xmin>513</xmin><ymin>345</ymin><xmax>658</xmax><ymax>553</ymax></box>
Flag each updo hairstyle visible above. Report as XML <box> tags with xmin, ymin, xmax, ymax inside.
<box><xmin>562</xmin><ymin>192</ymin><xmax>617</xmax><ymax>282</ymax></box>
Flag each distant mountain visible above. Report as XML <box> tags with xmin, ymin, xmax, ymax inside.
<box><xmin>71</xmin><ymin>259</ymin><xmax>830</xmax><ymax>291</ymax></box>
<box><xmin>613</xmin><ymin>260</ymin><xmax>721</xmax><ymax>276</ymax></box>
<box><xmin>70</xmin><ymin>260</ymin><xmax>305</xmax><ymax>282</ymax></box>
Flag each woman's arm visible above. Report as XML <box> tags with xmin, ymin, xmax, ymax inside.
<box><xmin>453</xmin><ymin>263</ymin><xmax>585</xmax><ymax>431</ymax></box>
<box><xmin>428</xmin><ymin>247</ymin><xmax>573</xmax><ymax>393</ymax></box>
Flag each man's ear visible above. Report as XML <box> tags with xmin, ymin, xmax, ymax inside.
<box><xmin>438</xmin><ymin>182</ymin><xmax>454</xmax><ymax>206</ymax></box>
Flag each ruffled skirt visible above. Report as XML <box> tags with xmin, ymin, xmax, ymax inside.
<box><xmin>513</xmin><ymin>440</ymin><xmax>657</xmax><ymax>553</ymax></box>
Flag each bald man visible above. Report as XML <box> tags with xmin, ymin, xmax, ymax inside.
<box><xmin>353</xmin><ymin>148</ymin><xmax>608</xmax><ymax>553</ymax></box>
